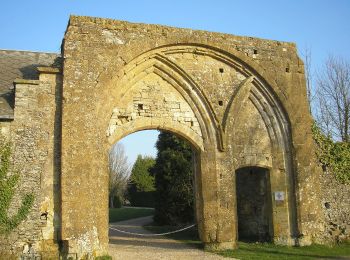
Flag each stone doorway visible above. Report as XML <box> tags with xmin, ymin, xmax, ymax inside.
<box><xmin>236</xmin><ymin>166</ymin><xmax>273</xmax><ymax>242</ymax></box>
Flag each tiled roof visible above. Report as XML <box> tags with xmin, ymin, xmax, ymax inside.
<box><xmin>0</xmin><ymin>50</ymin><xmax>60</xmax><ymax>119</ymax></box>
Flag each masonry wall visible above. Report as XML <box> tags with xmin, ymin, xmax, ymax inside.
<box><xmin>0</xmin><ymin>70</ymin><xmax>62</xmax><ymax>259</ymax></box>
<box><xmin>319</xmin><ymin>170</ymin><xmax>350</xmax><ymax>242</ymax></box>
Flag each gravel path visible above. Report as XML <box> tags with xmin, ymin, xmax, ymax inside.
<box><xmin>108</xmin><ymin>216</ymin><xmax>230</xmax><ymax>260</ymax></box>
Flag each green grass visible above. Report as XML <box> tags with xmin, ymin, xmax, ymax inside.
<box><xmin>144</xmin><ymin>223</ymin><xmax>350</xmax><ymax>259</ymax></box>
<box><xmin>218</xmin><ymin>241</ymin><xmax>350</xmax><ymax>260</ymax></box>
<box><xmin>109</xmin><ymin>207</ymin><xmax>154</xmax><ymax>223</ymax></box>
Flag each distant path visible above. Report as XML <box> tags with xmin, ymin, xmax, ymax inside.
<box><xmin>108</xmin><ymin>216</ymin><xmax>229</xmax><ymax>260</ymax></box>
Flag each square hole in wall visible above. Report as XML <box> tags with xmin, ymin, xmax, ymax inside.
<box><xmin>218</xmin><ymin>100</ymin><xmax>223</xmax><ymax>106</ymax></box>
<box><xmin>219</xmin><ymin>68</ymin><xmax>224</xmax><ymax>73</ymax></box>
<box><xmin>254</xmin><ymin>49</ymin><xmax>258</xmax><ymax>54</ymax></box>
<box><xmin>138</xmin><ymin>104</ymin><xmax>143</xmax><ymax>110</ymax></box>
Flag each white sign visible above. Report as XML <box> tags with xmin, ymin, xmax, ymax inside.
<box><xmin>275</xmin><ymin>191</ymin><xmax>285</xmax><ymax>201</ymax></box>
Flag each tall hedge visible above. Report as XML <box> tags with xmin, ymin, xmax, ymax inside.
<box><xmin>151</xmin><ymin>131</ymin><xmax>194</xmax><ymax>225</ymax></box>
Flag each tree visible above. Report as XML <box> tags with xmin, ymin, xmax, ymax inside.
<box><xmin>129</xmin><ymin>155</ymin><xmax>155</xmax><ymax>192</ymax></box>
<box><xmin>109</xmin><ymin>143</ymin><xmax>131</xmax><ymax>208</ymax></box>
<box><xmin>315</xmin><ymin>56</ymin><xmax>350</xmax><ymax>142</ymax></box>
<box><xmin>0</xmin><ymin>134</ymin><xmax>34</xmax><ymax>234</ymax></box>
<box><xmin>151</xmin><ymin>131</ymin><xmax>194</xmax><ymax>225</ymax></box>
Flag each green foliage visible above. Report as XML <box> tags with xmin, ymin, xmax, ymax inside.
<box><xmin>151</xmin><ymin>131</ymin><xmax>194</xmax><ymax>225</ymax></box>
<box><xmin>128</xmin><ymin>191</ymin><xmax>155</xmax><ymax>207</ymax></box>
<box><xmin>127</xmin><ymin>155</ymin><xmax>156</xmax><ymax>207</ymax></box>
<box><xmin>129</xmin><ymin>155</ymin><xmax>156</xmax><ymax>192</ymax></box>
<box><xmin>312</xmin><ymin>123</ymin><xmax>350</xmax><ymax>183</ymax></box>
<box><xmin>0</xmin><ymin>135</ymin><xmax>34</xmax><ymax>235</ymax></box>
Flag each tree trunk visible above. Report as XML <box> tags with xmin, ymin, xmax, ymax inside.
<box><xmin>109</xmin><ymin>195</ymin><xmax>114</xmax><ymax>208</ymax></box>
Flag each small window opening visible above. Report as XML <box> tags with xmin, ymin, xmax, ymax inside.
<box><xmin>253</xmin><ymin>49</ymin><xmax>258</xmax><ymax>54</ymax></box>
<box><xmin>218</xmin><ymin>100</ymin><xmax>223</xmax><ymax>106</ymax></box>
<box><xmin>286</xmin><ymin>67</ymin><xmax>290</xmax><ymax>73</ymax></box>
<box><xmin>40</xmin><ymin>211</ymin><xmax>48</xmax><ymax>220</ymax></box>
<box><xmin>219</xmin><ymin>68</ymin><xmax>224</xmax><ymax>73</ymax></box>
<box><xmin>138</xmin><ymin>104</ymin><xmax>143</xmax><ymax>110</ymax></box>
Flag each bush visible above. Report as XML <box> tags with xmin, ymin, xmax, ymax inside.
<box><xmin>151</xmin><ymin>131</ymin><xmax>194</xmax><ymax>225</ymax></box>
<box><xmin>312</xmin><ymin>123</ymin><xmax>350</xmax><ymax>183</ymax></box>
<box><xmin>128</xmin><ymin>191</ymin><xmax>155</xmax><ymax>207</ymax></box>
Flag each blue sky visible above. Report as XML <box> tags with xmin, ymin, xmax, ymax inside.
<box><xmin>1</xmin><ymin>0</ymin><xmax>349</xmax><ymax>165</ymax></box>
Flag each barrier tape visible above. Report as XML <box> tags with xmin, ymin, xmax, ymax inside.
<box><xmin>109</xmin><ymin>224</ymin><xmax>196</xmax><ymax>237</ymax></box>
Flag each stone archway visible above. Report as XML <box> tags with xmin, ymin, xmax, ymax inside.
<box><xmin>59</xmin><ymin>16</ymin><xmax>322</xmax><ymax>258</ymax></box>
<box><xmin>103</xmin><ymin>47</ymin><xmax>224</xmax><ymax>252</ymax></box>
<box><xmin>60</xmin><ymin>45</ymin><xmax>226</xmax><ymax>258</ymax></box>
<box><xmin>0</xmin><ymin>16</ymin><xmax>329</xmax><ymax>259</ymax></box>
<box><xmin>61</xmin><ymin>43</ymin><xmax>294</xmax><ymax>256</ymax></box>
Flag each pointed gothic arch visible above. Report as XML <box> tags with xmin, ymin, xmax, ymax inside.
<box><xmin>102</xmin><ymin>43</ymin><xmax>298</xmax><ymax>242</ymax></box>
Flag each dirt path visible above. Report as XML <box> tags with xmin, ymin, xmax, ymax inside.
<box><xmin>108</xmin><ymin>216</ymin><xmax>230</xmax><ymax>260</ymax></box>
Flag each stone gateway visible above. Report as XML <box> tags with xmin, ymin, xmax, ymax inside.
<box><xmin>0</xmin><ymin>15</ymin><xmax>348</xmax><ymax>259</ymax></box>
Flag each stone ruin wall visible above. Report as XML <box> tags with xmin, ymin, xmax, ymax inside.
<box><xmin>106</xmin><ymin>72</ymin><xmax>202</xmax><ymax>145</ymax></box>
<box><xmin>319</xmin><ymin>170</ymin><xmax>350</xmax><ymax>242</ymax></box>
<box><xmin>0</xmin><ymin>15</ymin><xmax>349</xmax><ymax>258</ymax></box>
<box><xmin>0</xmin><ymin>70</ymin><xmax>62</xmax><ymax>259</ymax></box>
<box><xmin>59</xmin><ymin>15</ymin><xmax>326</xmax><ymax>255</ymax></box>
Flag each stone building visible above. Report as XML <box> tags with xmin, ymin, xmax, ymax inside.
<box><xmin>0</xmin><ymin>15</ymin><xmax>349</xmax><ymax>259</ymax></box>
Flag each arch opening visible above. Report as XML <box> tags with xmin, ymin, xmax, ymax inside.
<box><xmin>107</xmin><ymin>128</ymin><xmax>202</xmax><ymax>248</ymax></box>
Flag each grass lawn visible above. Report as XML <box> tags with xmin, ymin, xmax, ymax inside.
<box><xmin>144</xmin><ymin>223</ymin><xmax>350</xmax><ymax>259</ymax></box>
<box><xmin>109</xmin><ymin>207</ymin><xmax>154</xmax><ymax>223</ymax></box>
<box><xmin>218</xmin><ymin>241</ymin><xmax>350</xmax><ymax>260</ymax></box>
